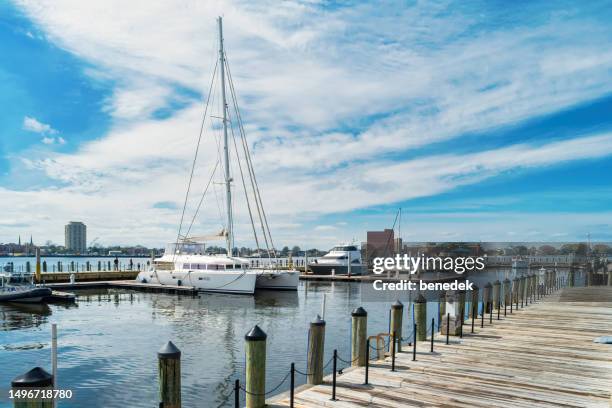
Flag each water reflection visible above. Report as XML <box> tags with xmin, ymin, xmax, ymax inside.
<box><xmin>0</xmin><ymin>302</ymin><xmax>51</xmax><ymax>331</ymax></box>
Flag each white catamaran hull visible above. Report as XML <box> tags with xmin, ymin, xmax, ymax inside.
<box><xmin>137</xmin><ymin>270</ymin><xmax>256</xmax><ymax>294</ymax></box>
<box><xmin>254</xmin><ymin>270</ymin><xmax>299</xmax><ymax>290</ymax></box>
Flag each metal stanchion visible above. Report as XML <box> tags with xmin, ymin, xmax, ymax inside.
<box><xmin>331</xmin><ymin>350</ymin><xmax>337</xmax><ymax>401</ymax></box>
<box><xmin>431</xmin><ymin>318</ymin><xmax>435</xmax><ymax>352</ymax></box>
<box><xmin>413</xmin><ymin>324</ymin><xmax>417</xmax><ymax>361</ymax></box>
<box><xmin>365</xmin><ymin>339</ymin><xmax>369</xmax><ymax>385</ymax></box>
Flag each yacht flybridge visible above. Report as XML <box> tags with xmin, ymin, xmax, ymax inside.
<box><xmin>136</xmin><ymin>17</ymin><xmax>298</xmax><ymax>294</ymax></box>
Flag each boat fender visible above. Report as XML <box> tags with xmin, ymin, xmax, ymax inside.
<box><xmin>177</xmin><ymin>279</ymin><xmax>182</xmax><ymax>286</ymax></box>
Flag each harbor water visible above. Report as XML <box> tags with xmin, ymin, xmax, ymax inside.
<box><xmin>0</xmin><ymin>269</ymin><xmax>582</xmax><ymax>407</ymax></box>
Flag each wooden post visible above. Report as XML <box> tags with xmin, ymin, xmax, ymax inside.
<box><xmin>569</xmin><ymin>268</ymin><xmax>575</xmax><ymax>287</ymax></box>
<box><xmin>35</xmin><ymin>248</ymin><xmax>41</xmax><ymax>284</ymax></box>
<box><xmin>493</xmin><ymin>280</ymin><xmax>501</xmax><ymax>310</ymax></box>
<box><xmin>503</xmin><ymin>278</ymin><xmax>511</xmax><ymax>308</ymax></box>
<box><xmin>414</xmin><ymin>294</ymin><xmax>427</xmax><ymax>341</ymax></box>
<box><xmin>470</xmin><ymin>284</ymin><xmax>479</xmax><ymax>318</ymax></box>
<box><xmin>11</xmin><ymin>367</ymin><xmax>54</xmax><ymax>408</ymax></box>
<box><xmin>245</xmin><ymin>326</ymin><xmax>267</xmax><ymax>408</ymax></box>
<box><xmin>512</xmin><ymin>277</ymin><xmax>519</xmax><ymax>305</ymax></box>
<box><xmin>158</xmin><ymin>341</ymin><xmax>181</xmax><ymax>408</ymax></box>
<box><xmin>351</xmin><ymin>307</ymin><xmax>367</xmax><ymax>367</ymax></box>
<box><xmin>607</xmin><ymin>270</ymin><xmax>612</xmax><ymax>286</ymax></box>
<box><xmin>390</xmin><ymin>301</ymin><xmax>403</xmax><ymax>351</ymax></box>
<box><xmin>482</xmin><ymin>283</ymin><xmax>492</xmax><ymax>314</ymax></box>
<box><xmin>376</xmin><ymin>335</ymin><xmax>385</xmax><ymax>360</ymax></box>
<box><xmin>438</xmin><ymin>291</ymin><xmax>446</xmax><ymax>332</ymax></box>
<box><xmin>458</xmin><ymin>290</ymin><xmax>466</xmax><ymax>323</ymax></box>
<box><xmin>307</xmin><ymin>315</ymin><xmax>325</xmax><ymax>385</ymax></box>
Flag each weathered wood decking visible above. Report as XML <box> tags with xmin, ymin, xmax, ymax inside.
<box><xmin>272</xmin><ymin>287</ymin><xmax>612</xmax><ymax>407</ymax></box>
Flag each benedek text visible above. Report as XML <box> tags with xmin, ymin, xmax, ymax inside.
<box><xmin>372</xmin><ymin>279</ymin><xmax>474</xmax><ymax>291</ymax></box>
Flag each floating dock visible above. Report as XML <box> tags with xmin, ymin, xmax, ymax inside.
<box><xmin>270</xmin><ymin>286</ymin><xmax>612</xmax><ymax>407</ymax></box>
<box><xmin>45</xmin><ymin>280</ymin><xmax>198</xmax><ymax>295</ymax></box>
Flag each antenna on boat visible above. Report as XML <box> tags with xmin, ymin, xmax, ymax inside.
<box><xmin>218</xmin><ymin>16</ymin><xmax>233</xmax><ymax>256</ymax></box>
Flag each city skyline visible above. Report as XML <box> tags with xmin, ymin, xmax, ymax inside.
<box><xmin>1</xmin><ymin>1</ymin><xmax>612</xmax><ymax>248</ymax></box>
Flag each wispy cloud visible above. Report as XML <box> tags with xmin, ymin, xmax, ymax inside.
<box><xmin>4</xmin><ymin>0</ymin><xmax>612</xmax><ymax>246</ymax></box>
<box><xmin>23</xmin><ymin>115</ymin><xmax>58</xmax><ymax>135</ymax></box>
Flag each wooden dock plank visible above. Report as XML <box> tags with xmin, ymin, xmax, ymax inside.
<box><xmin>270</xmin><ymin>287</ymin><xmax>612</xmax><ymax>408</ymax></box>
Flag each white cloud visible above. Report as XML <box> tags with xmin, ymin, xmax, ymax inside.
<box><xmin>23</xmin><ymin>116</ymin><xmax>58</xmax><ymax>134</ymax></box>
<box><xmin>314</xmin><ymin>225</ymin><xmax>337</xmax><ymax>231</ymax></box>
<box><xmin>40</xmin><ymin>136</ymin><xmax>66</xmax><ymax>145</ymax></box>
<box><xmin>5</xmin><ymin>1</ymin><xmax>612</xmax><ymax>247</ymax></box>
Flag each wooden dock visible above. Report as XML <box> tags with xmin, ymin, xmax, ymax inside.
<box><xmin>271</xmin><ymin>286</ymin><xmax>612</xmax><ymax>407</ymax></box>
<box><xmin>45</xmin><ymin>280</ymin><xmax>198</xmax><ymax>295</ymax></box>
<box><xmin>300</xmin><ymin>273</ymin><xmax>459</xmax><ymax>283</ymax></box>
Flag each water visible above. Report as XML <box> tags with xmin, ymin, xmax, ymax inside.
<box><xmin>0</xmin><ymin>268</ymin><xmax>582</xmax><ymax>407</ymax></box>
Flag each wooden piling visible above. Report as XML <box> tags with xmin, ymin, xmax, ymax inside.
<box><xmin>390</xmin><ymin>301</ymin><xmax>404</xmax><ymax>351</ymax></box>
<box><xmin>438</xmin><ymin>291</ymin><xmax>446</xmax><ymax>330</ymax></box>
<box><xmin>493</xmin><ymin>280</ymin><xmax>501</xmax><ymax>310</ymax></box>
<box><xmin>608</xmin><ymin>270</ymin><xmax>612</xmax><ymax>286</ymax></box>
<box><xmin>569</xmin><ymin>269</ymin><xmax>575</xmax><ymax>287</ymax></box>
<box><xmin>482</xmin><ymin>283</ymin><xmax>492</xmax><ymax>313</ymax></box>
<box><xmin>458</xmin><ymin>290</ymin><xmax>466</xmax><ymax>323</ymax></box>
<box><xmin>307</xmin><ymin>315</ymin><xmax>325</xmax><ymax>385</ymax></box>
<box><xmin>470</xmin><ymin>284</ymin><xmax>479</xmax><ymax>318</ymax></box>
<box><xmin>245</xmin><ymin>325</ymin><xmax>267</xmax><ymax>408</ymax></box>
<box><xmin>512</xmin><ymin>277</ymin><xmax>519</xmax><ymax>307</ymax></box>
<box><xmin>11</xmin><ymin>367</ymin><xmax>54</xmax><ymax>408</ymax></box>
<box><xmin>503</xmin><ymin>278</ymin><xmax>511</xmax><ymax>308</ymax></box>
<box><xmin>414</xmin><ymin>295</ymin><xmax>427</xmax><ymax>341</ymax></box>
<box><xmin>35</xmin><ymin>248</ymin><xmax>41</xmax><ymax>284</ymax></box>
<box><xmin>158</xmin><ymin>341</ymin><xmax>181</xmax><ymax>408</ymax></box>
<box><xmin>351</xmin><ymin>307</ymin><xmax>367</xmax><ymax>367</ymax></box>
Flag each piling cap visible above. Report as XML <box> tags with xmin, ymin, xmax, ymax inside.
<box><xmin>485</xmin><ymin>282</ymin><xmax>493</xmax><ymax>288</ymax></box>
<box><xmin>503</xmin><ymin>278</ymin><xmax>511</xmax><ymax>284</ymax></box>
<box><xmin>494</xmin><ymin>280</ymin><xmax>501</xmax><ymax>285</ymax></box>
<box><xmin>351</xmin><ymin>306</ymin><xmax>367</xmax><ymax>317</ymax></box>
<box><xmin>471</xmin><ymin>283</ymin><xmax>479</xmax><ymax>290</ymax></box>
<box><xmin>245</xmin><ymin>325</ymin><xmax>267</xmax><ymax>341</ymax></box>
<box><xmin>311</xmin><ymin>314</ymin><xmax>326</xmax><ymax>326</ymax></box>
<box><xmin>415</xmin><ymin>294</ymin><xmax>426</xmax><ymax>303</ymax></box>
<box><xmin>11</xmin><ymin>367</ymin><xmax>53</xmax><ymax>387</ymax></box>
<box><xmin>158</xmin><ymin>341</ymin><xmax>181</xmax><ymax>359</ymax></box>
<box><xmin>391</xmin><ymin>300</ymin><xmax>404</xmax><ymax>309</ymax></box>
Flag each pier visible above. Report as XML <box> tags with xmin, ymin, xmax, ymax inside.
<box><xmin>270</xmin><ymin>286</ymin><xmax>612</xmax><ymax>407</ymax></box>
<box><xmin>46</xmin><ymin>280</ymin><xmax>197</xmax><ymax>295</ymax></box>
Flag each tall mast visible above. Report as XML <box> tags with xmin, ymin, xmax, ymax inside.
<box><xmin>218</xmin><ymin>17</ymin><xmax>233</xmax><ymax>256</ymax></box>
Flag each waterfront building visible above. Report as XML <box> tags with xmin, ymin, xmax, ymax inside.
<box><xmin>364</xmin><ymin>229</ymin><xmax>395</xmax><ymax>268</ymax></box>
<box><xmin>65</xmin><ymin>221</ymin><xmax>87</xmax><ymax>254</ymax></box>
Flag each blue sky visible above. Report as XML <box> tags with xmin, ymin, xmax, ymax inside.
<box><xmin>1</xmin><ymin>1</ymin><xmax>611</xmax><ymax>248</ymax></box>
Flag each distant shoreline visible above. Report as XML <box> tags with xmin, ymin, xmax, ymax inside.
<box><xmin>0</xmin><ymin>254</ymin><xmax>152</xmax><ymax>258</ymax></box>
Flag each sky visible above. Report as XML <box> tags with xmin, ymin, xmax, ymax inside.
<box><xmin>1</xmin><ymin>0</ymin><xmax>611</xmax><ymax>249</ymax></box>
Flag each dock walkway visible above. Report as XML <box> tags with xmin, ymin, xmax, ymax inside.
<box><xmin>45</xmin><ymin>280</ymin><xmax>197</xmax><ymax>295</ymax></box>
<box><xmin>272</xmin><ymin>287</ymin><xmax>612</xmax><ymax>407</ymax></box>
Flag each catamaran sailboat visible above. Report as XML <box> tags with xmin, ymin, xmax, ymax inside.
<box><xmin>136</xmin><ymin>17</ymin><xmax>298</xmax><ymax>294</ymax></box>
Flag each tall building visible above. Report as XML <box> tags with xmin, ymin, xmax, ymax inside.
<box><xmin>65</xmin><ymin>221</ymin><xmax>87</xmax><ymax>253</ymax></box>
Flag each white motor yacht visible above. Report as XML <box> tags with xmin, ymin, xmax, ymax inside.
<box><xmin>308</xmin><ymin>244</ymin><xmax>363</xmax><ymax>275</ymax></box>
